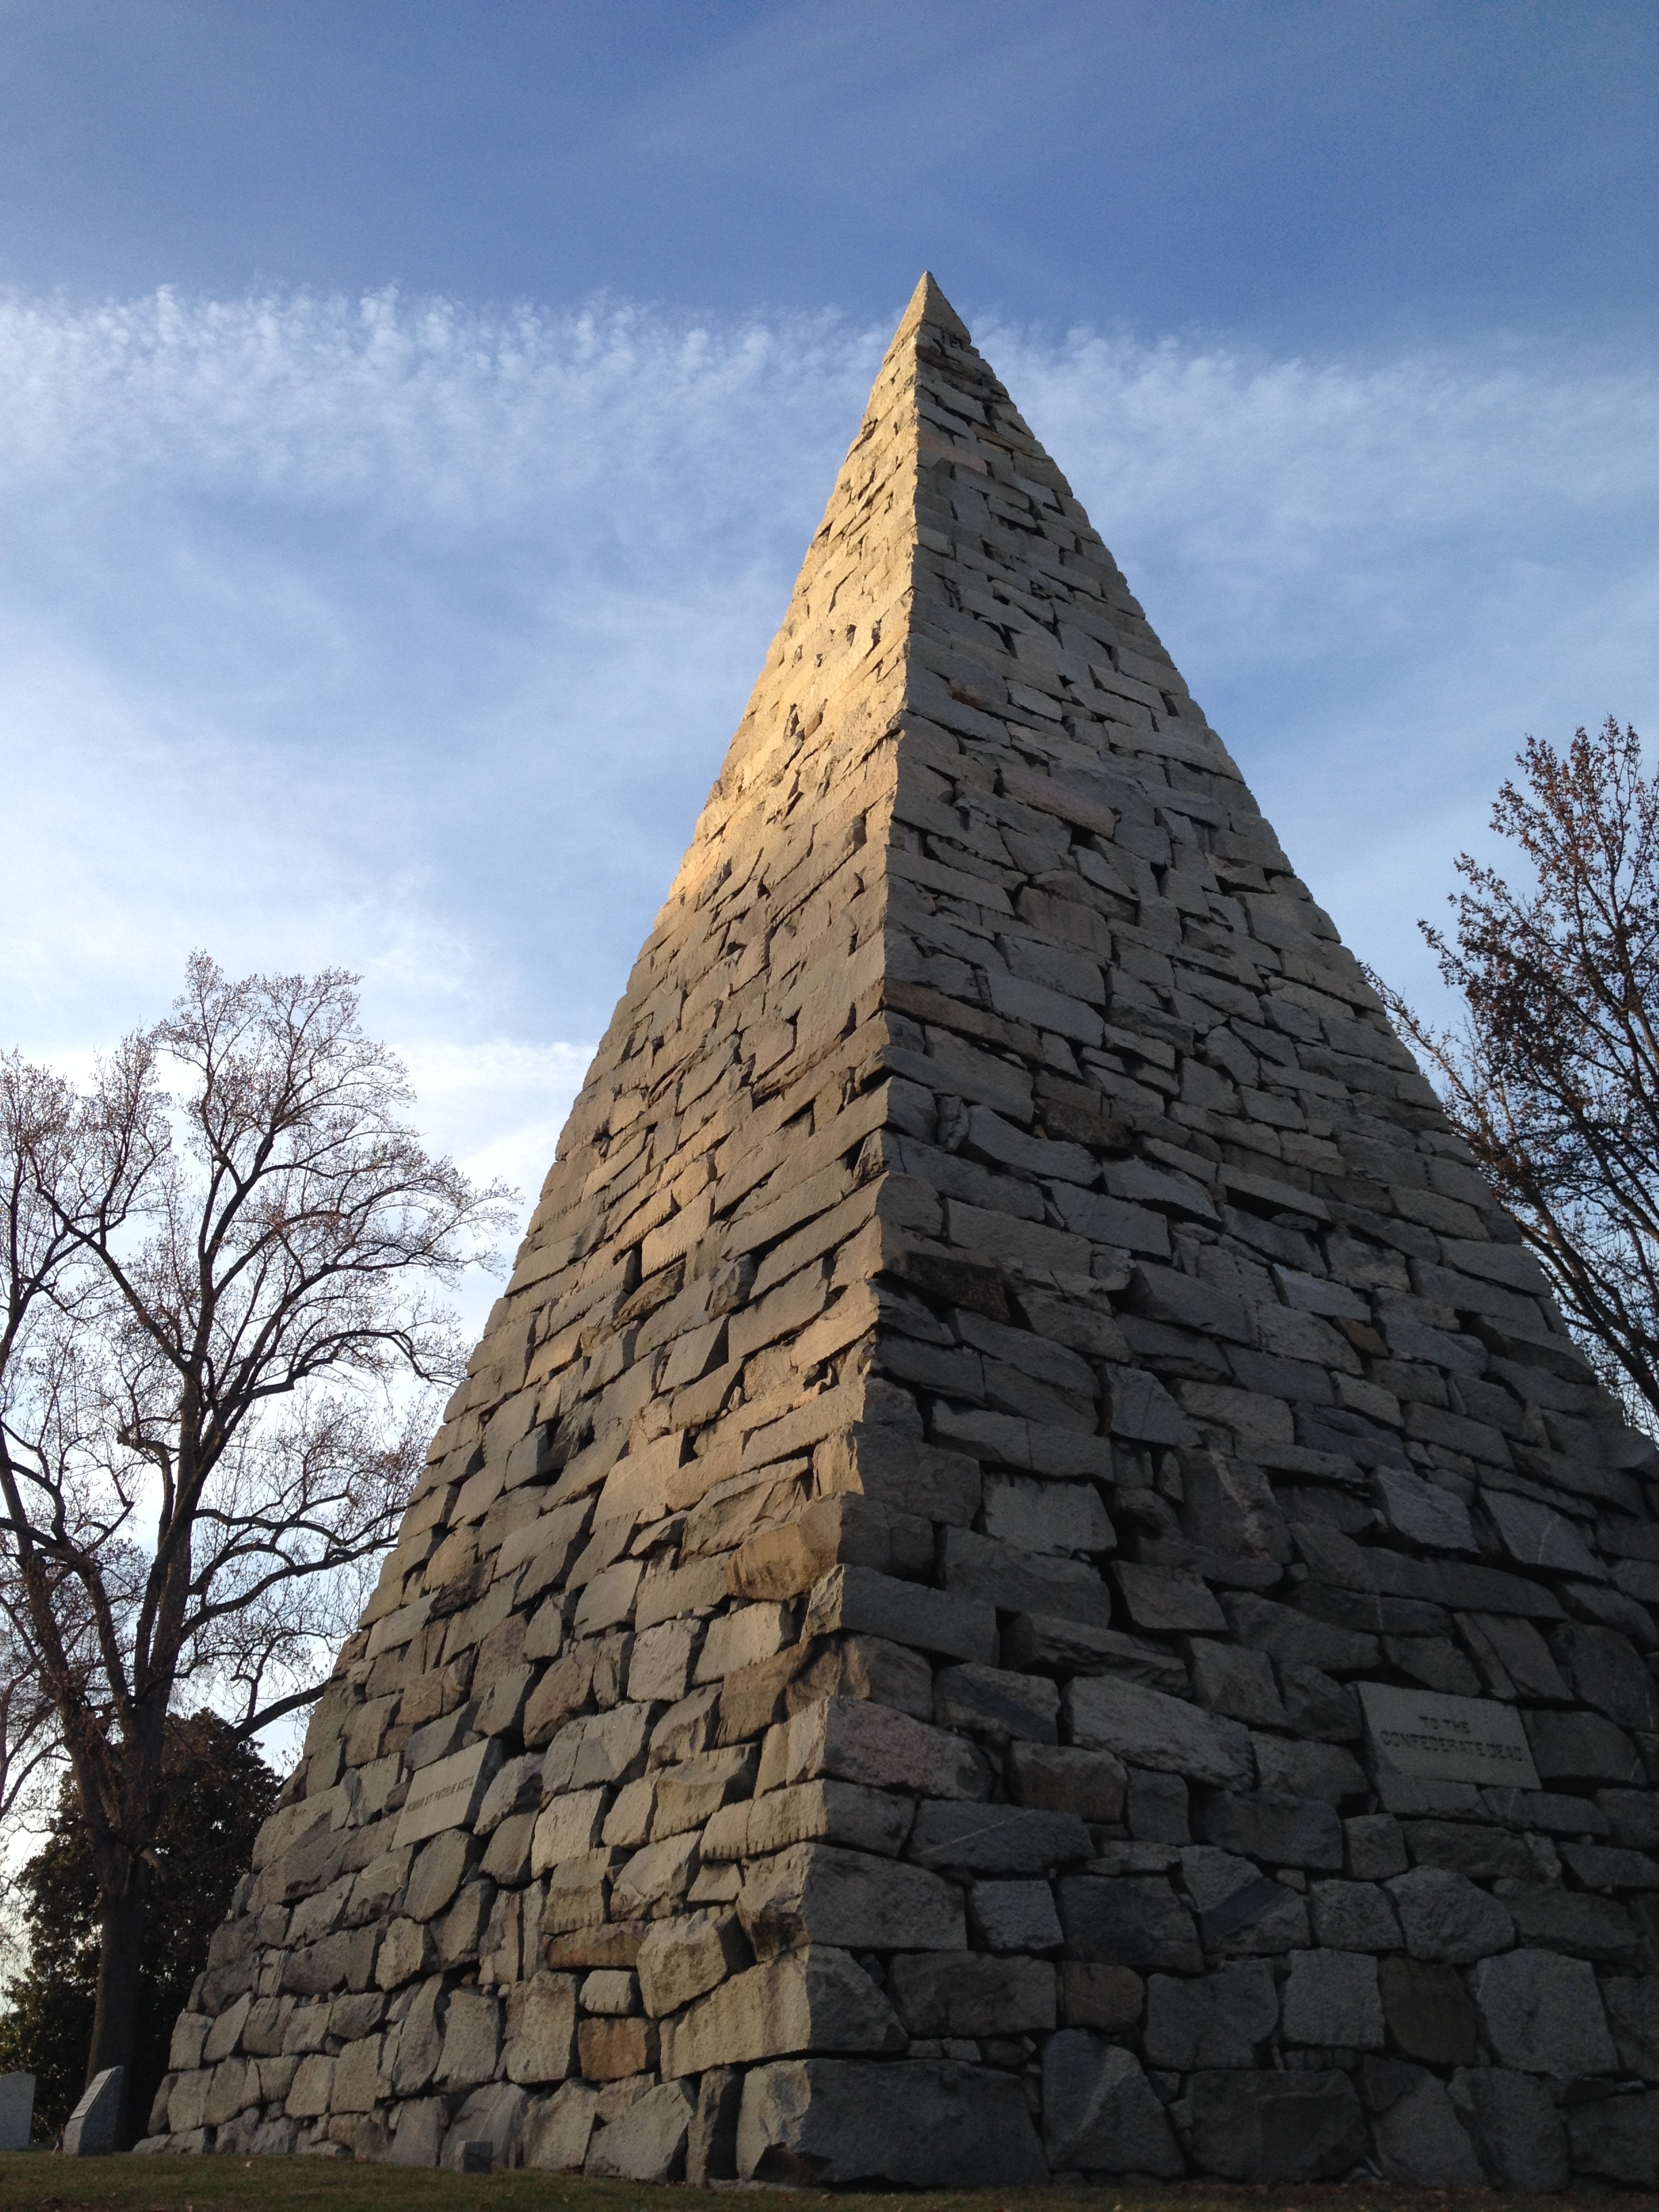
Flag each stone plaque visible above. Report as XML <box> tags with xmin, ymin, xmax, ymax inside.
<box><xmin>1358</xmin><ymin>1682</ymin><xmax>1540</xmax><ymax>1790</ymax></box>
<box><xmin>394</xmin><ymin>1740</ymin><xmax>497</xmax><ymax>1849</ymax></box>
<box><xmin>62</xmin><ymin>2065</ymin><xmax>121</xmax><ymax>2155</ymax></box>
<box><xmin>0</xmin><ymin>2071</ymin><xmax>35</xmax><ymax>2150</ymax></box>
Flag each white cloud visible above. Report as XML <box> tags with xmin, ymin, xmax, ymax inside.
<box><xmin>1</xmin><ymin>283</ymin><xmax>1656</xmax><ymax>1296</ymax></box>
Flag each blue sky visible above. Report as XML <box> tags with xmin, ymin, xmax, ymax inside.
<box><xmin>2</xmin><ymin>0</ymin><xmax>1657</xmax><ymax>1331</ymax></box>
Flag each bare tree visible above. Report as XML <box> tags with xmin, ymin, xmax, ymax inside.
<box><xmin>1374</xmin><ymin>717</ymin><xmax>1659</xmax><ymax>1423</ymax></box>
<box><xmin>0</xmin><ymin>956</ymin><xmax>514</xmax><ymax>2129</ymax></box>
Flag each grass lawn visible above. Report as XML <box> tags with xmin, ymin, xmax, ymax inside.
<box><xmin>1</xmin><ymin>2159</ymin><xmax>1655</xmax><ymax>2212</ymax></box>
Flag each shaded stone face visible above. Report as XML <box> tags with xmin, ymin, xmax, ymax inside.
<box><xmin>152</xmin><ymin>272</ymin><xmax>1659</xmax><ymax>2189</ymax></box>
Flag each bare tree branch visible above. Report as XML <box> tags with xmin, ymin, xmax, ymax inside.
<box><xmin>1370</xmin><ymin>717</ymin><xmax>1659</xmax><ymax>1427</ymax></box>
<box><xmin>0</xmin><ymin>957</ymin><xmax>515</xmax><ymax>2120</ymax></box>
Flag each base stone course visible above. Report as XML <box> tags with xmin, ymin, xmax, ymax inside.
<box><xmin>152</xmin><ymin>271</ymin><xmax>1659</xmax><ymax>2189</ymax></box>
<box><xmin>583</xmin><ymin>2078</ymin><xmax>695</xmax><ymax>2180</ymax></box>
<box><xmin>1187</xmin><ymin>2068</ymin><xmax>1368</xmax><ymax>2182</ymax></box>
<box><xmin>738</xmin><ymin>2057</ymin><xmax>1048</xmax><ymax>2185</ymax></box>
<box><xmin>1450</xmin><ymin>2066</ymin><xmax>1572</xmax><ymax>2192</ymax></box>
<box><xmin>1370</xmin><ymin>2074</ymin><xmax>1484</xmax><ymax>2188</ymax></box>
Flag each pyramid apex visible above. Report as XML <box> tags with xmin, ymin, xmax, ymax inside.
<box><xmin>895</xmin><ymin>269</ymin><xmax>970</xmax><ymax>346</ymax></box>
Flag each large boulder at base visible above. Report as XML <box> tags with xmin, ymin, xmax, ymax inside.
<box><xmin>522</xmin><ymin>2082</ymin><xmax>598</xmax><ymax>2172</ymax></box>
<box><xmin>1187</xmin><ymin>2068</ymin><xmax>1366</xmax><ymax>2182</ymax></box>
<box><xmin>1041</xmin><ymin>2031</ymin><xmax>1182</xmax><ymax>2175</ymax></box>
<box><xmin>1568</xmin><ymin>2092</ymin><xmax>1659</xmax><ymax>2187</ymax></box>
<box><xmin>1450</xmin><ymin>2067</ymin><xmax>1570</xmax><ymax>2192</ymax></box>
<box><xmin>1371</xmin><ymin>2074</ymin><xmax>1483</xmax><ymax>2187</ymax></box>
<box><xmin>438</xmin><ymin>2081</ymin><xmax>527</xmax><ymax>2171</ymax></box>
<box><xmin>736</xmin><ymin>2058</ymin><xmax>1047</xmax><ymax>2186</ymax></box>
<box><xmin>583</xmin><ymin>2079</ymin><xmax>695</xmax><ymax>2181</ymax></box>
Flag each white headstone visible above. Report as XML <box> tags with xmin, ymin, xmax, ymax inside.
<box><xmin>0</xmin><ymin>2072</ymin><xmax>35</xmax><ymax>2151</ymax></box>
<box><xmin>62</xmin><ymin>2065</ymin><xmax>123</xmax><ymax>2155</ymax></box>
<box><xmin>1358</xmin><ymin>1681</ymin><xmax>1541</xmax><ymax>1790</ymax></box>
<box><xmin>394</xmin><ymin>1739</ymin><xmax>497</xmax><ymax>1849</ymax></box>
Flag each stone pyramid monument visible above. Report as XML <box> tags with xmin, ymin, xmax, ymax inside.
<box><xmin>148</xmin><ymin>276</ymin><xmax>1659</xmax><ymax>2190</ymax></box>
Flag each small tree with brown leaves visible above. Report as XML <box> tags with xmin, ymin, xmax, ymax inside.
<box><xmin>1376</xmin><ymin>717</ymin><xmax>1659</xmax><ymax>1424</ymax></box>
<box><xmin>0</xmin><ymin>957</ymin><xmax>513</xmax><ymax>2134</ymax></box>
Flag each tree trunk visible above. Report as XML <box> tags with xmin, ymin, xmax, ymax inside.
<box><xmin>86</xmin><ymin>1869</ymin><xmax>148</xmax><ymax>2144</ymax></box>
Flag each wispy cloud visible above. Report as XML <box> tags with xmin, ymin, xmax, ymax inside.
<box><xmin>0</xmin><ymin>287</ymin><xmax>882</xmax><ymax>520</ymax></box>
<box><xmin>3</xmin><ymin>285</ymin><xmax>1656</xmax><ymax>1327</ymax></box>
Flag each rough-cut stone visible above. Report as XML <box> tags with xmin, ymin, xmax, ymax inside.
<box><xmin>376</xmin><ymin>1914</ymin><xmax>435</xmax><ymax>1991</ymax></box>
<box><xmin>636</xmin><ymin>1906</ymin><xmax>750</xmax><ymax>2016</ymax></box>
<box><xmin>585</xmin><ymin>2080</ymin><xmax>695</xmax><ymax>2181</ymax></box>
<box><xmin>161</xmin><ymin>270</ymin><xmax>1659</xmax><ymax>2192</ymax></box>
<box><xmin>577</xmin><ymin>1967</ymin><xmax>638</xmax><ymax>2015</ymax></box>
<box><xmin>970</xmin><ymin>1879</ymin><xmax>1063</xmax><ymax>1952</ymax></box>
<box><xmin>1057</xmin><ymin>1874</ymin><xmax>1202</xmax><ymax>1975</ymax></box>
<box><xmin>329</xmin><ymin>2036</ymin><xmax>380</xmax><ymax>2114</ymax></box>
<box><xmin>1187</xmin><ymin>1640</ymin><xmax>1289</xmax><ymax>1727</ymax></box>
<box><xmin>1372</xmin><ymin>2074</ymin><xmax>1483</xmax><ymax>2187</ymax></box>
<box><xmin>1256</xmin><ymin>1736</ymin><xmax>1366</xmax><ymax>1803</ymax></box>
<box><xmin>575</xmin><ymin>2016</ymin><xmax>655</xmax><ymax>2081</ymax></box>
<box><xmin>1527</xmin><ymin>1706</ymin><xmax>1645</xmax><ymax>1784</ymax></box>
<box><xmin>1041</xmin><ymin>2034</ymin><xmax>1181</xmax><ymax>2176</ymax></box>
<box><xmin>387</xmin><ymin>2095</ymin><xmax>449</xmax><ymax>2167</ymax></box>
<box><xmin>1065</xmin><ymin>1677</ymin><xmax>1252</xmax><ymax>1786</ymax></box>
<box><xmin>1450</xmin><ymin>2066</ymin><xmax>1570</xmax><ymax>2191</ymax></box>
<box><xmin>1112</xmin><ymin>1563</ymin><xmax>1225</xmax><ymax>1632</ymax></box>
<box><xmin>504</xmin><ymin>1973</ymin><xmax>577</xmax><ymax>2083</ymax></box>
<box><xmin>1388</xmin><ymin>1865</ymin><xmax>1514</xmax><ymax>1962</ymax></box>
<box><xmin>1310</xmin><ymin>1879</ymin><xmax>1401</xmax><ymax>1950</ymax></box>
<box><xmin>1511</xmin><ymin>1883</ymin><xmax>1640</xmax><ymax>1961</ymax></box>
<box><xmin>405</xmin><ymin>1828</ymin><xmax>473</xmax><ymax>1922</ymax></box>
<box><xmin>1143</xmin><ymin>1962</ymin><xmax>1276</xmax><ymax>2070</ymax></box>
<box><xmin>780</xmin><ymin>1698</ymin><xmax>990</xmax><ymax>1801</ymax></box>
<box><xmin>1182</xmin><ymin>1847</ymin><xmax>1310</xmax><ymax>1953</ymax></box>
<box><xmin>736</xmin><ymin>2057</ymin><xmax>1047</xmax><ymax>2185</ymax></box>
<box><xmin>934</xmin><ymin>1662</ymin><xmax>1059</xmax><ymax>1746</ymax></box>
<box><xmin>1568</xmin><ymin>2091</ymin><xmax>1659</xmax><ymax>2184</ymax></box>
<box><xmin>1281</xmin><ymin>1947</ymin><xmax>1384</xmax><ymax>2047</ymax></box>
<box><xmin>908</xmin><ymin>1801</ymin><xmax>1090</xmax><ymax>1875</ymax></box>
<box><xmin>523</xmin><ymin>2081</ymin><xmax>600</xmax><ymax>2171</ymax></box>
<box><xmin>443</xmin><ymin>2082</ymin><xmax>527</xmax><ymax>2171</ymax></box>
<box><xmin>737</xmin><ymin>1842</ymin><xmax>964</xmax><ymax>1959</ymax></box>
<box><xmin>1187</xmin><ymin>2068</ymin><xmax>1368</xmax><ymax>2182</ymax></box>
<box><xmin>1555</xmin><ymin>1621</ymin><xmax>1659</xmax><ymax>1732</ymax></box>
<box><xmin>438</xmin><ymin>1988</ymin><xmax>501</xmax><ymax>2089</ymax></box>
<box><xmin>1375</xmin><ymin>1467</ymin><xmax>1475</xmax><ymax>1551</ymax></box>
<box><xmin>704</xmin><ymin>1778</ymin><xmax>912</xmax><ymax>1861</ymax></box>
<box><xmin>1472</xmin><ymin>1948</ymin><xmax>1620</xmax><ymax>2076</ymax></box>
<box><xmin>1605</xmin><ymin>1973</ymin><xmax>1659</xmax><ymax>2078</ymax></box>
<box><xmin>686</xmin><ymin>2067</ymin><xmax>743</xmax><ymax>2186</ymax></box>
<box><xmin>1345</xmin><ymin>1811</ymin><xmax>1408</xmax><ymax>1879</ymax></box>
<box><xmin>803</xmin><ymin>1564</ymin><xmax>996</xmax><ymax>1662</ymax></box>
<box><xmin>889</xmin><ymin>1952</ymin><xmax>1054</xmax><ymax>2036</ymax></box>
<box><xmin>1200</xmin><ymin>1790</ymin><xmax>1342</xmax><ymax>1869</ymax></box>
<box><xmin>1006</xmin><ymin>1742</ymin><xmax>1126</xmax><ymax>1822</ymax></box>
<box><xmin>1379</xmin><ymin>1954</ymin><xmax>1479</xmax><ymax>2064</ymax></box>
<box><xmin>659</xmin><ymin>1948</ymin><xmax>906</xmax><ymax>2076</ymax></box>
<box><xmin>1054</xmin><ymin>1963</ymin><xmax>1141</xmax><ymax>2036</ymax></box>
